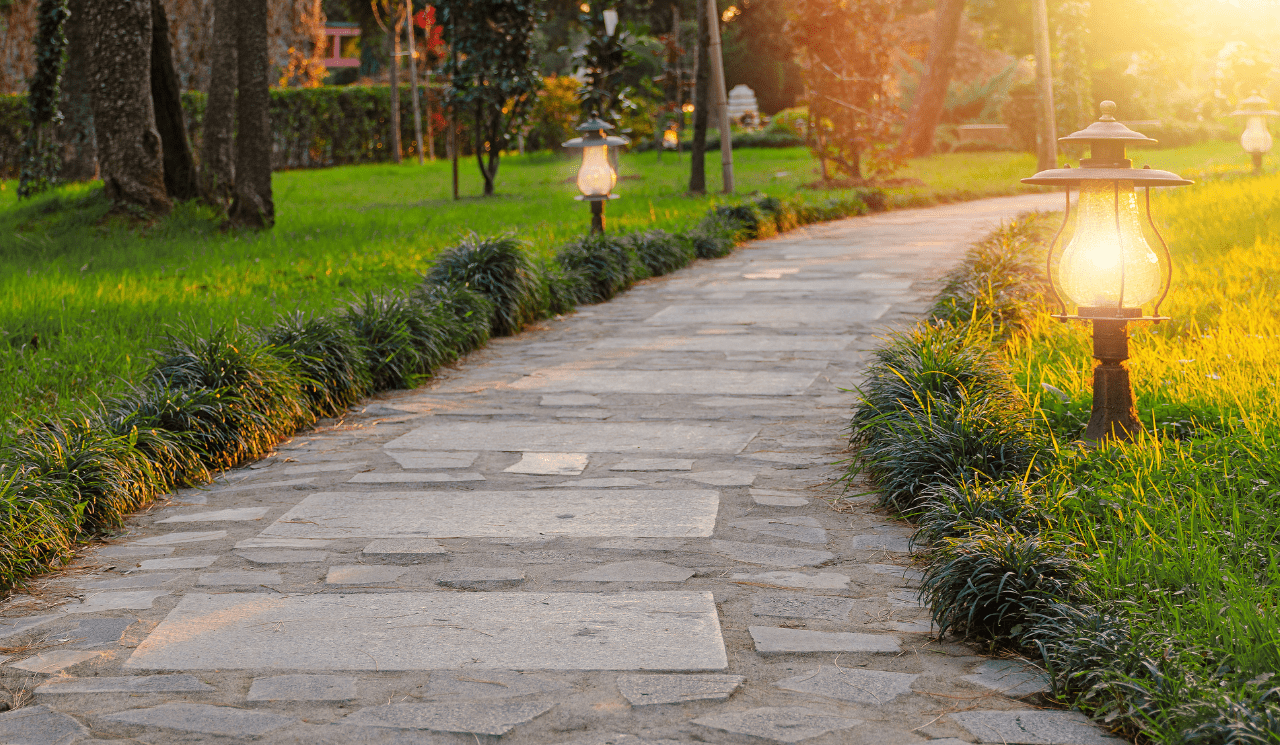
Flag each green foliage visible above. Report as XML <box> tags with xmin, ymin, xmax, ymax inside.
<box><xmin>265</xmin><ymin>312</ymin><xmax>373</xmax><ymax>418</ymax></box>
<box><xmin>930</xmin><ymin>212</ymin><xmax>1055</xmax><ymax>332</ymax></box>
<box><xmin>412</xmin><ymin>282</ymin><xmax>495</xmax><ymax>355</ymax></box>
<box><xmin>18</xmin><ymin>0</ymin><xmax>70</xmax><ymax>198</ymax></box>
<box><xmin>626</xmin><ymin>229</ymin><xmax>694</xmax><ymax>277</ymax></box>
<box><xmin>913</xmin><ymin>481</ymin><xmax>1047</xmax><ymax>548</ymax></box>
<box><xmin>688</xmin><ymin>213</ymin><xmax>744</xmax><ymax>259</ymax></box>
<box><xmin>340</xmin><ymin>291</ymin><xmax>449</xmax><ymax>391</ymax></box>
<box><xmin>714</xmin><ymin>201</ymin><xmax>776</xmax><ymax>240</ymax></box>
<box><xmin>424</xmin><ymin>234</ymin><xmax>544</xmax><ymax>336</ymax></box>
<box><xmin>553</xmin><ymin>232</ymin><xmax>644</xmax><ymax>304</ymax></box>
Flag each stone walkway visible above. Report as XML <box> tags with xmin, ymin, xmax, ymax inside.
<box><xmin>0</xmin><ymin>194</ymin><xmax>1125</xmax><ymax>745</ymax></box>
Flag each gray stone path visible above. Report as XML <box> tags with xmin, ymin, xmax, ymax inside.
<box><xmin>0</xmin><ymin>194</ymin><xmax>1126</xmax><ymax>744</ymax></box>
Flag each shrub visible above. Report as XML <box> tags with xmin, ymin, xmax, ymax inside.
<box><xmin>412</xmin><ymin>282</ymin><xmax>495</xmax><ymax>356</ymax></box>
<box><xmin>554</xmin><ymin>232</ymin><xmax>644</xmax><ymax>304</ymax></box>
<box><xmin>102</xmin><ymin>385</ymin><xmax>218</xmax><ymax>487</ymax></box>
<box><xmin>688</xmin><ymin>213</ymin><xmax>743</xmax><ymax>259</ymax></box>
<box><xmin>0</xmin><ymin>469</ymin><xmax>79</xmax><ymax>589</ymax></box>
<box><xmin>920</xmin><ymin>522</ymin><xmax>1083</xmax><ymax>642</ymax></box>
<box><xmin>913</xmin><ymin>480</ymin><xmax>1047</xmax><ymax>549</ymax></box>
<box><xmin>627</xmin><ymin>229</ymin><xmax>694</xmax><ymax>277</ymax></box>
<box><xmin>265</xmin><ymin>312</ymin><xmax>373</xmax><ymax>418</ymax></box>
<box><xmin>340</xmin><ymin>292</ymin><xmax>450</xmax><ymax>392</ymax></box>
<box><xmin>930</xmin><ymin>213</ymin><xmax>1052</xmax><ymax>332</ymax></box>
<box><xmin>757</xmin><ymin>195</ymin><xmax>799</xmax><ymax>233</ymax></box>
<box><xmin>423</xmin><ymin>234</ymin><xmax>545</xmax><ymax>337</ymax></box>
<box><xmin>714</xmin><ymin>202</ymin><xmax>777</xmax><ymax>240</ymax></box>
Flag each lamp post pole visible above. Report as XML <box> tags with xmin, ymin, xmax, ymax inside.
<box><xmin>591</xmin><ymin>201</ymin><xmax>605</xmax><ymax>234</ymax></box>
<box><xmin>1082</xmin><ymin>308</ymin><xmax>1142</xmax><ymax>440</ymax></box>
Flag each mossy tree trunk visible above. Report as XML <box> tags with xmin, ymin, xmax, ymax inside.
<box><xmin>150</xmin><ymin>0</ymin><xmax>198</xmax><ymax>201</ymax></box>
<box><xmin>201</xmin><ymin>0</ymin><xmax>237</xmax><ymax>210</ymax></box>
<box><xmin>228</xmin><ymin>0</ymin><xmax>274</xmax><ymax>228</ymax></box>
<box><xmin>58</xmin><ymin>0</ymin><xmax>97</xmax><ymax>182</ymax></box>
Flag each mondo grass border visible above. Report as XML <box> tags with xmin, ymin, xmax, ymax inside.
<box><xmin>0</xmin><ymin>187</ymin><xmax>886</xmax><ymax>593</ymax></box>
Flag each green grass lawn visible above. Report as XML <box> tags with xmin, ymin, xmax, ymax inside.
<box><xmin>0</xmin><ymin>140</ymin><xmax>1246</xmax><ymax>439</ymax></box>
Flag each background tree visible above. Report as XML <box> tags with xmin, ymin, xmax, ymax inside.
<box><xmin>899</xmin><ymin>0</ymin><xmax>965</xmax><ymax>156</ymax></box>
<box><xmin>201</xmin><ymin>0</ymin><xmax>237</xmax><ymax>208</ymax></box>
<box><xmin>787</xmin><ymin>0</ymin><xmax>904</xmax><ymax>182</ymax></box>
<box><xmin>721</xmin><ymin>0</ymin><xmax>804</xmax><ymax>114</ymax></box>
<box><xmin>688</xmin><ymin>0</ymin><xmax>710</xmax><ymax>193</ymax></box>
<box><xmin>229</xmin><ymin>0</ymin><xmax>274</xmax><ymax>227</ymax></box>
<box><xmin>17</xmin><ymin>0</ymin><xmax>68</xmax><ymax>198</ymax></box>
<box><xmin>575</xmin><ymin>4</ymin><xmax>635</xmax><ymax>123</ymax></box>
<box><xmin>57</xmin><ymin>0</ymin><xmax>95</xmax><ymax>181</ymax></box>
<box><xmin>440</xmin><ymin>0</ymin><xmax>542</xmax><ymax>196</ymax></box>
<box><xmin>150</xmin><ymin>0</ymin><xmax>198</xmax><ymax>201</ymax></box>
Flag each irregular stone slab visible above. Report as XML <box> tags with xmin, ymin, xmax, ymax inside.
<box><xmin>0</xmin><ymin>614</ymin><xmax>60</xmax><ymax>640</ymax></box>
<box><xmin>170</xmin><ymin>493</ymin><xmax>208</xmax><ymax>504</ymax></box>
<box><xmin>137</xmin><ymin>556</ymin><xmax>218</xmax><ymax>570</ymax></box>
<box><xmin>258</xmin><ymin>490</ymin><xmax>719</xmax><ymax>540</ymax></box>
<box><xmin>0</xmin><ymin>705</ymin><xmax>89</xmax><ymax>745</ymax></box>
<box><xmin>540</xmin><ymin>394</ymin><xmax>602</xmax><ymax>406</ymax></box>
<box><xmin>235</xmin><ymin>537</ymin><xmax>331</xmax><ymax>549</ymax></box>
<box><xmin>774</xmin><ymin>667</ymin><xmax>918</xmax><ymax>704</ymax></box>
<box><xmin>280</xmin><ymin>462</ymin><xmax>366</xmax><ymax>476</ymax></box>
<box><xmin>64</xmin><ymin>590</ymin><xmax>169</xmax><ymax>613</ymax></box>
<box><xmin>79</xmin><ymin>573</ymin><xmax>178</xmax><ymax>590</ymax></box>
<box><xmin>238</xmin><ymin>550</ymin><xmax>329</xmax><ymax>564</ymax></box>
<box><xmin>342</xmin><ymin>701</ymin><xmax>554</xmax><ymax>736</ymax></box>
<box><xmin>558</xmin><ymin>561</ymin><xmax>694</xmax><ymax>583</ymax></box>
<box><xmin>348</xmin><ymin>472</ymin><xmax>486</xmax><ymax>483</ymax></box>
<box><xmin>710</xmin><ymin>540</ymin><xmax>834</xmax><ymax>568</ymax></box>
<box><xmin>865</xmin><ymin>564</ymin><xmax>924</xmax><ymax>581</ymax></box>
<box><xmin>556</xmin><ymin>408</ymin><xmax>613</xmax><ymax>419</ymax></box>
<box><xmin>752</xmin><ymin>493</ymin><xmax>809</xmax><ymax>507</ymax></box>
<box><xmin>850</xmin><ymin>534</ymin><xmax>912</xmax><ymax>553</ymax></box>
<box><xmin>750</xmin><ymin>627</ymin><xmax>901</xmax><ymax>654</ymax></box>
<box><xmin>248</xmin><ymin>674</ymin><xmax>358</xmax><ymax>701</ymax></box>
<box><xmin>681</xmin><ymin>470</ymin><xmax>757</xmax><ymax>487</ymax></box>
<box><xmin>437</xmin><ymin>568</ymin><xmax>525</xmax><ymax>589</ymax></box>
<box><xmin>196</xmin><ymin>570</ymin><xmax>282</xmax><ymax>586</ymax></box>
<box><xmin>59</xmin><ymin>618</ymin><xmax>134</xmax><ymax>649</ymax></box>
<box><xmin>961</xmin><ymin>659</ymin><xmax>1051</xmax><ymax>697</ymax></box>
<box><xmin>11</xmin><ymin>650</ymin><xmax>103</xmax><ymax>673</ymax></box>
<box><xmin>729</xmin><ymin>517</ymin><xmax>827</xmax><ymax>544</ymax></box>
<box><xmin>327</xmin><ymin>565</ymin><xmax>407</xmax><ymax>585</ymax></box>
<box><xmin>211</xmin><ymin>477</ymin><xmax>316</xmax><ymax>492</ymax></box>
<box><xmin>384</xmin><ymin>451</ymin><xmax>479</xmax><ymax>469</ymax></box>
<box><xmin>596</xmin><ymin>538</ymin><xmax>688</xmax><ymax>551</ymax></box>
<box><xmin>385</xmin><ymin>422</ymin><xmax>758</xmax><ymax>454</ymax></box>
<box><xmin>618</xmin><ymin>674</ymin><xmax>745</xmax><ymax>706</ymax></box>
<box><xmin>125</xmin><ymin>591</ymin><xmax>727</xmax><ymax>671</ymax></box>
<box><xmin>505</xmin><ymin>453</ymin><xmax>590</xmax><ymax>475</ymax></box>
<box><xmin>156</xmin><ymin>507</ymin><xmax>270</xmax><ymax>523</ymax></box>
<box><xmin>646</xmin><ymin>303</ymin><xmax>890</xmax><ymax>327</ymax></box>
<box><xmin>693</xmin><ymin>706</ymin><xmax>862</xmax><ymax>744</ymax></box>
<box><xmin>888</xmin><ymin>620</ymin><xmax>938</xmax><ymax>634</ymax></box>
<box><xmin>889</xmin><ymin>589</ymin><xmax>925</xmax><ymax>608</ymax></box>
<box><xmin>129</xmin><ymin>530</ymin><xmax>227</xmax><ymax>546</ymax></box>
<box><xmin>715</xmin><ymin>277</ymin><xmax>914</xmax><ymax>294</ymax></box>
<box><xmin>362</xmin><ymin>538</ymin><xmax>448</xmax><ymax>563</ymax></box>
<box><xmin>731</xmin><ymin>571</ymin><xmax>849</xmax><ymax>590</ymax></box>
<box><xmin>950</xmin><ymin>710</ymin><xmax>1125</xmax><ymax>744</ymax></box>
<box><xmin>610</xmin><ymin>458</ymin><xmax>694</xmax><ymax>472</ymax></box>
<box><xmin>94</xmin><ymin>546</ymin><xmax>174</xmax><ymax>559</ymax></box>
<box><xmin>105</xmin><ymin>703</ymin><xmax>295</xmax><ymax>737</ymax></box>
<box><xmin>37</xmin><ymin>674</ymin><xmax>213</xmax><ymax>695</ymax></box>
<box><xmin>510</xmin><ymin>369</ymin><xmax>820</xmax><ymax>396</ymax></box>
<box><xmin>548</xmin><ymin>477</ymin><xmax>645</xmax><ymax>488</ymax></box>
<box><xmin>425</xmin><ymin>670</ymin><xmax>569</xmax><ymax>699</ymax></box>
<box><xmin>588</xmin><ymin>336</ymin><xmax>850</xmax><ymax>352</ymax></box>
<box><xmin>742</xmin><ymin>452</ymin><xmax>828</xmax><ymax>466</ymax></box>
<box><xmin>752</xmin><ymin>594</ymin><xmax>856</xmax><ymax>622</ymax></box>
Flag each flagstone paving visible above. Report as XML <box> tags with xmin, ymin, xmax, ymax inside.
<box><xmin>0</xmin><ymin>194</ymin><xmax>1128</xmax><ymax>744</ymax></box>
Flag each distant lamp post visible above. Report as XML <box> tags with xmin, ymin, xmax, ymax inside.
<box><xmin>1022</xmin><ymin>101</ymin><xmax>1192</xmax><ymax>442</ymax></box>
<box><xmin>1232</xmin><ymin>93</ymin><xmax>1278</xmax><ymax>175</ymax></box>
<box><xmin>563</xmin><ymin>116</ymin><xmax>627</xmax><ymax>233</ymax></box>
<box><xmin>662</xmin><ymin>123</ymin><xmax>680</xmax><ymax>150</ymax></box>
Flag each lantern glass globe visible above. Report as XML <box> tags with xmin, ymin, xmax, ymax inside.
<box><xmin>1058</xmin><ymin>181</ymin><xmax>1163</xmax><ymax>308</ymax></box>
<box><xmin>577</xmin><ymin>144</ymin><xmax>616</xmax><ymax>197</ymax></box>
<box><xmin>1242</xmin><ymin>115</ymin><xmax>1273</xmax><ymax>155</ymax></box>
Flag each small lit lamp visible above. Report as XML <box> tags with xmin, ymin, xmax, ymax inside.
<box><xmin>563</xmin><ymin>116</ymin><xmax>628</xmax><ymax>233</ymax></box>
<box><xmin>662</xmin><ymin>123</ymin><xmax>680</xmax><ymax>150</ymax></box>
<box><xmin>1022</xmin><ymin>101</ymin><xmax>1193</xmax><ymax>442</ymax></box>
<box><xmin>1231</xmin><ymin>93</ymin><xmax>1278</xmax><ymax>175</ymax></box>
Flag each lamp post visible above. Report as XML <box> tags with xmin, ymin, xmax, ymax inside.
<box><xmin>563</xmin><ymin>116</ymin><xmax>628</xmax><ymax>234</ymax></box>
<box><xmin>1022</xmin><ymin>101</ymin><xmax>1192</xmax><ymax>442</ymax></box>
<box><xmin>1231</xmin><ymin>93</ymin><xmax>1278</xmax><ymax>175</ymax></box>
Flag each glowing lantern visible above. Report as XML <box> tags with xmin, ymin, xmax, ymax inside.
<box><xmin>662</xmin><ymin>124</ymin><xmax>679</xmax><ymax>150</ymax></box>
<box><xmin>1022</xmin><ymin>101</ymin><xmax>1192</xmax><ymax>441</ymax></box>
<box><xmin>563</xmin><ymin>116</ymin><xmax>628</xmax><ymax>233</ymax></box>
<box><xmin>1231</xmin><ymin>93</ymin><xmax>1278</xmax><ymax>175</ymax></box>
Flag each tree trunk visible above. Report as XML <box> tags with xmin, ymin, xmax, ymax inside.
<box><xmin>475</xmin><ymin>103</ymin><xmax>496</xmax><ymax>196</ymax></box>
<box><xmin>150</xmin><ymin>0</ymin><xmax>197</xmax><ymax>200</ymax></box>
<box><xmin>86</xmin><ymin>0</ymin><xmax>170</xmax><ymax>217</ymax></box>
<box><xmin>405</xmin><ymin>0</ymin><xmax>424</xmax><ymax>164</ymax></box>
<box><xmin>689</xmin><ymin>0</ymin><xmax>710</xmax><ymax>194</ymax></box>
<box><xmin>58</xmin><ymin>0</ymin><xmax>97</xmax><ymax>181</ymax></box>
<box><xmin>201</xmin><ymin>0</ymin><xmax>237</xmax><ymax>209</ymax></box>
<box><xmin>388</xmin><ymin>24</ymin><xmax>401</xmax><ymax>163</ymax></box>
<box><xmin>229</xmin><ymin>0</ymin><xmax>273</xmax><ymax>228</ymax></box>
<box><xmin>900</xmin><ymin>0</ymin><xmax>965</xmax><ymax>157</ymax></box>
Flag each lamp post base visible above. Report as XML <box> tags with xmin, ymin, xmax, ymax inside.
<box><xmin>591</xmin><ymin>201</ymin><xmax>605</xmax><ymax>234</ymax></box>
<box><xmin>1085</xmin><ymin>317</ymin><xmax>1141</xmax><ymax>442</ymax></box>
<box><xmin>1252</xmin><ymin>152</ymin><xmax>1264</xmax><ymax>176</ymax></box>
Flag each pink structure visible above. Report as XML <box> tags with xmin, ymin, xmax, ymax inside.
<box><xmin>324</xmin><ymin>23</ymin><xmax>361</xmax><ymax>69</ymax></box>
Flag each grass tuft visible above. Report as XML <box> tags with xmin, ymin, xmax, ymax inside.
<box><xmin>265</xmin><ymin>312</ymin><xmax>373</xmax><ymax>418</ymax></box>
<box><xmin>423</xmin><ymin>234</ymin><xmax>545</xmax><ymax>337</ymax></box>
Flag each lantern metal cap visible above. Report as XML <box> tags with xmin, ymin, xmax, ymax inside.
<box><xmin>1232</xmin><ymin>93</ymin><xmax>1280</xmax><ymax>117</ymax></box>
<box><xmin>1022</xmin><ymin>101</ymin><xmax>1193</xmax><ymax>186</ymax></box>
<box><xmin>562</xmin><ymin>115</ymin><xmax>630</xmax><ymax>149</ymax></box>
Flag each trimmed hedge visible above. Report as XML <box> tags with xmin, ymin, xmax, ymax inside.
<box><xmin>0</xmin><ymin>188</ymin><xmax>886</xmax><ymax>590</ymax></box>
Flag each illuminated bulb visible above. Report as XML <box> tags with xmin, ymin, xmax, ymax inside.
<box><xmin>577</xmin><ymin>144</ymin><xmax>615</xmax><ymax>197</ymax></box>
<box><xmin>1241</xmin><ymin>115</ymin><xmax>1273</xmax><ymax>155</ymax></box>
<box><xmin>1058</xmin><ymin>181</ymin><xmax>1162</xmax><ymax>308</ymax></box>
<box><xmin>662</xmin><ymin>128</ymin><xmax>679</xmax><ymax>148</ymax></box>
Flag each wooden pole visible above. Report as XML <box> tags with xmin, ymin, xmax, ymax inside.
<box><xmin>388</xmin><ymin>22</ymin><xmax>401</xmax><ymax>163</ymax></box>
<box><xmin>1032</xmin><ymin>0</ymin><xmax>1057</xmax><ymax>172</ymax></box>
<box><xmin>405</xmin><ymin>0</ymin><xmax>424</xmax><ymax>165</ymax></box>
<box><xmin>704</xmin><ymin>0</ymin><xmax>733</xmax><ymax>193</ymax></box>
